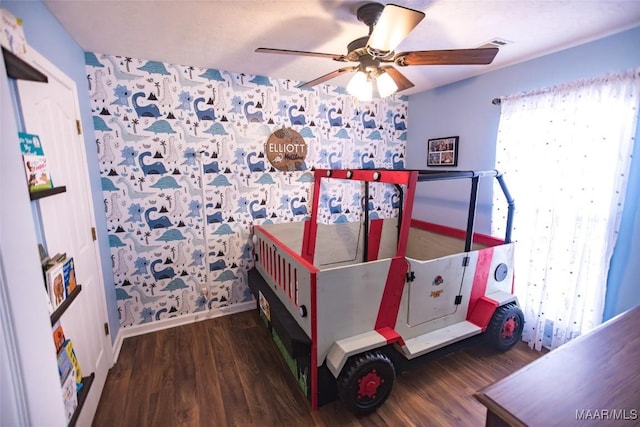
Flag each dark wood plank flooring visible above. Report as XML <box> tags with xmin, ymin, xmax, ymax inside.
<box><xmin>93</xmin><ymin>309</ymin><xmax>541</xmax><ymax>427</ymax></box>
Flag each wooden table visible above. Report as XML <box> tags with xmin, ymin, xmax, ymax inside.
<box><xmin>474</xmin><ymin>305</ymin><xmax>640</xmax><ymax>426</ymax></box>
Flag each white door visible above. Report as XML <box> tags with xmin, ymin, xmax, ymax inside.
<box><xmin>406</xmin><ymin>253</ymin><xmax>468</xmax><ymax>326</ymax></box>
<box><xmin>17</xmin><ymin>49</ymin><xmax>112</xmax><ymax>426</ymax></box>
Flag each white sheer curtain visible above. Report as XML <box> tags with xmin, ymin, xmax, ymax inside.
<box><xmin>492</xmin><ymin>68</ymin><xmax>640</xmax><ymax>351</ymax></box>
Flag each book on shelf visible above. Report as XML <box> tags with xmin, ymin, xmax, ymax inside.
<box><xmin>42</xmin><ymin>252</ymin><xmax>66</xmax><ymax>272</ymax></box>
<box><xmin>64</xmin><ymin>339</ymin><xmax>83</xmax><ymax>392</ymax></box>
<box><xmin>46</xmin><ymin>260</ymin><xmax>66</xmax><ymax>311</ymax></box>
<box><xmin>52</xmin><ymin>320</ymin><xmax>66</xmax><ymax>353</ymax></box>
<box><xmin>60</xmin><ymin>370</ymin><xmax>78</xmax><ymax>423</ymax></box>
<box><xmin>45</xmin><ymin>257</ymin><xmax>75</xmax><ymax>310</ymax></box>
<box><xmin>1</xmin><ymin>7</ymin><xmax>28</xmax><ymax>58</ymax></box>
<box><xmin>57</xmin><ymin>340</ymin><xmax>74</xmax><ymax>385</ymax></box>
<box><xmin>57</xmin><ymin>340</ymin><xmax>79</xmax><ymax>422</ymax></box>
<box><xmin>18</xmin><ymin>131</ymin><xmax>53</xmax><ymax>193</ymax></box>
<box><xmin>63</xmin><ymin>257</ymin><xmax>77</xmax><ymax>296</ymax></box>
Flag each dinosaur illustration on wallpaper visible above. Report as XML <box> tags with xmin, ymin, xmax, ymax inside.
<box><xmin>86</xmin><ymin>51</ymin><xmax>408</xmax><ymax>327</ymax></box>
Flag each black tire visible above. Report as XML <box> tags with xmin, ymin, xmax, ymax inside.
<box><xmin>486</xmin><ymin>303</ymin><xmax>524</xmax><ymax>351</ymax></box>
<box><xmin>337</xmin><ymin>351</ymin><xmax>395</xmax><ymax>415</ymax></box>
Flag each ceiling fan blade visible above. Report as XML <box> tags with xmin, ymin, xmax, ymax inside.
<box><xmin>395</xmin><ymin>48</ymin><xmax>499</xmax><ymax>66</ymax></box>
<box><xmin>255</xmin><ymin>47</ymin><xmax>347</xmax><ymax>62</ymax></box>
<box><xmin>367</xmin><ymin>4</ymin><xmax>425</xmax><ymax>55</ymax></box>
<box><xmin>380</xmin><ymin>66</ymin><xmax>414</xmax><ymax>92</ymax></box>
<box><xmin>297</xmin><ymin>66</ymin><xmax>359</xmax><ymax>89</ymax></box>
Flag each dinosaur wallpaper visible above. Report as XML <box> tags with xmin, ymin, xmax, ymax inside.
<box><xmin>84</xmin><ymin>52</ymin><xmax>408</xmax><ymax>328</ymax></box>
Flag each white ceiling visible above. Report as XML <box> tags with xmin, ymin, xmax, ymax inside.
<box><xmin>43</xmin><ymin>0</ymin><xmax>640</xmax><ymax>96</ymax></box>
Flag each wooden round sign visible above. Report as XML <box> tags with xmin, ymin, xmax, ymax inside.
<box><xmin>265</xmin><ymin>127</ymin><xmax>308</xmax><ymax>171</ymax></box>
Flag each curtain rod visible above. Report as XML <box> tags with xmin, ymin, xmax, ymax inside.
<box><xmin>492</xmin><ymin>98</ymin><xmax>501</xmax><ymax>105</ymax></box>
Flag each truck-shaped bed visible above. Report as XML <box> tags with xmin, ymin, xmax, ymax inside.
<box><xmin>248</xmin><ymin>169</ymin><xmax>523</xmax><ymax>413</ymax></box>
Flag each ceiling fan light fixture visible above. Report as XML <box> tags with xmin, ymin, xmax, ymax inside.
<box><xmin>366</xmin><ymin>4</ymin><xmax>426</xmax><ymax>55</ymax></box>
<box><xmin>347</xmin><ymin>71</ymin><xmax>373</xmax><ymax>101</ymax></box>
<box><xmin>376</xmin><ymin>70</ymin><xmax>398</xmax><ymax>98</ymax></box>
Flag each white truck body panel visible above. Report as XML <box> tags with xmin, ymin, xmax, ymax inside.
<box><xmin>393</xmin><ymin>250</ymin><xmax>479</xmax><ymax>342</ymax></box>
<box><xmin>326</xmin><ymin>330</ymin><xmax>388</xmax><ymax>377</ymax></box>
<box><xmin>254</xmin><ymin>227</ymin><xmax>313</xmax><ymax>338</ymax></box>
<box><xmin>485</xmin><ymin>242</ymin><xmax>516</xmax><ymax>296</ymax></box>
<box><xmin>399</xmin><ymin>321</ymin><xmax>482</xmax><ymax>359</ymax></box>
<box><xmin>254</xmin><ymin>224</ymin><xmax>518</xmax><ymax>367</ymax></box>
<box><xmin>406</xmin><ymin>253</ymin><xmax>467</xmax><ymax>325</ymax></box>
<box><xmin>316</xmin><ymin>259</ymin><xmax>392</xmax><ymax>366</ymax></box>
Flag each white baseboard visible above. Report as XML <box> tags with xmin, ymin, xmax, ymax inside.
<box><xmin>111</xmin><ymin>300</ymin><xmax>257</xmax><ymax>363</ymax></box>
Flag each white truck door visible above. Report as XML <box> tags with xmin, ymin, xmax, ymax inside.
<box><xmin>406</xmin><ymin>253</ymin><xmax>468</xmax><ymax>326</ymax></box>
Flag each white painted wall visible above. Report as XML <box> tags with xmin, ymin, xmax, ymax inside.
<box><xmin>0</xmin><ymin>53</ymin><xmax>67</xmax><ymax>425</ymax></box>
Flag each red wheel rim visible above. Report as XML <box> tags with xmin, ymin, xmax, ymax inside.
<box><xmin>502</xmin><ymin>315</ymin><xmax>518</xmax><ymax>339</ymax></box>
<box><xmin>357</xmin><ymin>369</ymin><xmax>383</xmax><ymax>400</ymax></box>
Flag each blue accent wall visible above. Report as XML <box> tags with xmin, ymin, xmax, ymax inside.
<box><xmin>2</xmin><ymin>0</ymin><xmax>119</xmax><ymax>340</ymax></box>
<box><xmin>407</xmin><ymin>26</ymin><xmax>640</xmax><ymax>319</ymax></box>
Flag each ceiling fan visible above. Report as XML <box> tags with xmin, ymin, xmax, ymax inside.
<box><xmin>255</xmin><ymin>2</ymin><xmax>499</xmax><ymax>100</ymax></box>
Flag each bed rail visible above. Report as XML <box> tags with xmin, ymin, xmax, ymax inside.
<box><xmin>253</xmin><ymin>225</ymin><xmax>318</xmax><ymax>337</ymax></box>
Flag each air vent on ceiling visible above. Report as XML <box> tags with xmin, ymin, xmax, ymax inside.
<box><xmin>478</xmin><ymin>37</ymin><xmax>513</xmax><ymax>49</ymax></box>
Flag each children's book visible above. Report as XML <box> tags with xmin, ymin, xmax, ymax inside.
<box><xmin>63</xmin><ymin>257</ymin><xmax>77</xmax><ymax>296</ymax></box>
<box><xmin>46</xmin><ymin>257</ymin><xmax>76</xmax><ymax>310</ymax></box>
<box><xmin>58</xmin><ymin>339</ymin><xmax>80</xmax><ymax>421</ymax></box>
<box><xmin>63</xmin><ymin>339</ymin><xmax>83</xmax><ymax>392</ymax></box>
<box><xmin>57</xmin><ymin>340</ymin><xmax>74</xmax><ymax>384</ymax></box>
<box><xmin>60</xmin><ymin>371</ymin><xmax>78</xmax><ymax>422</ymax></box>
<box><xmin>18</xmin><ymin>132</ymin><xmax>53</xmax><ymax>192</ymax></box>
<box><xmin>52</xmin><ymin>320</ymin><xmax>66</xmax><ymax>353</ymax></box>
<box><xmin>46</xmin><ymin>260</ymin><xmax>67</xmax><ymax>310</ymax></box>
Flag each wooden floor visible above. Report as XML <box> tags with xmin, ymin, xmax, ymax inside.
<box><xmin>93</xmin><ymin>309</ymin><xmax>541</xmax><ymax>427</ymax></box>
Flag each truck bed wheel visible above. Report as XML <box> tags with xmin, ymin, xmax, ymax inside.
<box><xmin>486</xmin><ymin>304</ymin><xmax>524</xmax><ymax>351</ymax></box>
<box><xmin>337</xmin><ymin>351</ymin><xmax>395</xmax><ymax>415</ymax></box>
